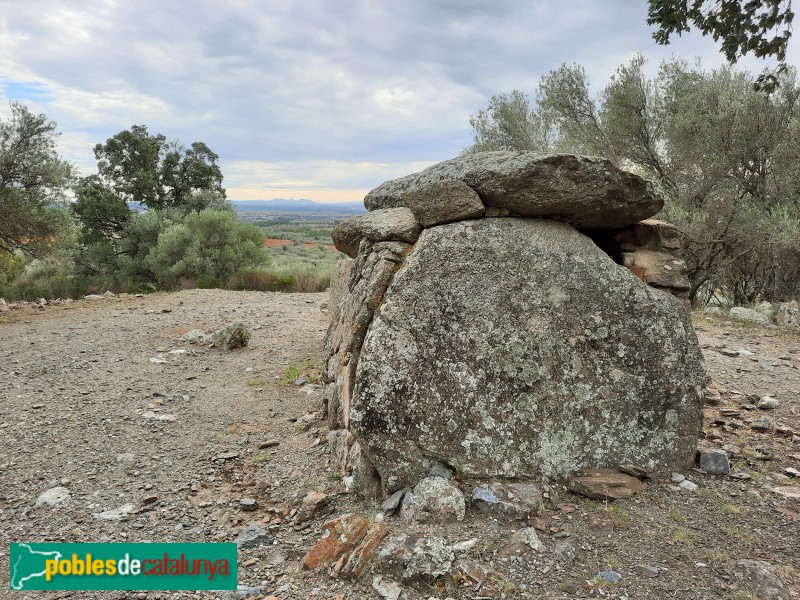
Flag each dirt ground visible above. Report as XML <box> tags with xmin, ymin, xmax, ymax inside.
<box><xmin>0</xmin><ymin>290</ymin><xmax>798</xmax><ymax>600</ymax></box>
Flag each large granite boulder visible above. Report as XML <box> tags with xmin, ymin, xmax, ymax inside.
<box><xmin>348</xmin><ymin>218</ymin><xmax>705</xmax><ymax>493</ymax></box>
<box><xmin>364</xmin><ymin>153</ymin><xmax>663</xmax><ymax>229</ymax></box>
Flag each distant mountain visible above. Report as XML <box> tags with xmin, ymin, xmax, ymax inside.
<box><xmin>232</xmin><ymin>199</ymin><xmax>366</xmax><ymax>214</ymax></box>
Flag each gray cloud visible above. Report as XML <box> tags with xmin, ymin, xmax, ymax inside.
<box><xmin>1</xmin><ymin>0</ymin><xmax>796</xmax><ymax>200</ymax></box>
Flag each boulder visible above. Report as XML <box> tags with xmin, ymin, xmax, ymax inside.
<box><xmin>730</xmin><ymin>307</ymin><xmax>771</xmax><ymax>326</ymax></box>
<box><xmin>775</xmin><ymin>300</ymin><xmax>799</xmax><ymax>328</ymax></box>
<box><xmin>349</xmin><ymin>218</ymin><xmax>705</xmax><ymax>492</ymax></box>
<box><xmin>332</xmin><ymin>208</ymin><xmax>421</xmax><ymax>258</ymax></box>
<box><xmin>399</xmin><ymin>179</ymin><xmax>485</xmax><ymax>227</ymax></box>
<box><xmin>364</xmin><ymin>153</ymin><xmax>663</xmax><ymax>229</ymax></box>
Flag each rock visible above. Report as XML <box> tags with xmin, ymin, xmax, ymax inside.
<box><xmin>671</xmin><ymin>473</ymin><xmax>686</xmax><ymax>483</ymax></box>
<box><xmin>214</xmin><ymin>451</ymin><xmax>240</xmax><ymax>461</ymax></box>
<box><xmin>235</xmin><ymin>524</ymin><xmax>273</xmax><ymax>549</ymax></box>
<box><xmin>634</xmin><ymin>565</ymin><xmax>660</xmax><ymax>577</ymax></box>
<box><xmin>179</xmin><ymin>329</ymin><xmax>210</xmax><ymax>344</ymax></box>
<box><xmin>36</xmin><ymin>487</ymin><xmax>70</xmax><ymax>507</ymax></box>
<box><xmin>302</xmin><ymin>514</ymin><xmax>389</xmax><ymax>578</ymax></box>
<box><xmin>678</xmin><ymin>480</ymin><xmax>699</xmax><ymax>492</ymax></box>
<box><xmin>730</xmin><ymin>307</ymin><xmax>771</xmax><ymax>326</ymax></box>
<box><xmin>771</xmin><ymin>486</ymin><xmax>800</xmax><ymax>500</ymax></box>
<box><xmin>399</xmin><ymin>477</ymin><xmax>465</xmax><ymax>523</ymax></box>
<box><xmin>622</xmin><ymin>249</ymin><xmax>690</xmax><ymax>292</ymax></box>
<box><xmin>429</xmin><ymin>463</ymin><xmax>453</xmax><ymax>479</ymax></box>
<box><xmin>377</xmin><ymin>533</ymin><xmax>454</xmax><ymax>583</ymax></box>
<box><xmin>372</xmin><ymin>575</ymin><xmax>406</xmax><ymax>600</ymax></box>
<box><xmin>703</xmin><ymin>387</ymin><xmax>723</xmax><ymax>405</ymax></box>
<box><xmin>733</xmin><ymin>560</ymin><xmax>790</xmax><ymax>599</ymax></box>
<box><xmin>295</xmin><ymin>491</ymin><xmax>331</xmax><ymax>522</ymax></box>
<box><xmin>229</xmin><ymin>585</ymin><xmax>266</xmax><ymax>598</ymax></box>
<box><xmin>567</xmin><ymin>469</ymin><xmax>646</xmax><ymax>500</ymax></box>
<box><xmin>382</xmin><ymin>488</ymin><xmax>410</xmax><ymax>516</ymax></box>
<box><xmin>698</xmin><ymin>449</ymin><xmax>731</xmax><ymax>475</ymax></box>
<box><xmin>84</xmin><ymin>294</ymin><xmax>105</xmax><ymax>300</ymax></box>
<box><xmin>450</xmin><ymin>538</ymin><xmax>477</xmax><ymax>553</ymax></box>
<box><xmin>209</xmin><ymin>322</ymin><xmax>250</xmax><ymax>350</ymax></box>
<box><xmin>142</xmin><ymin>411</ymin><xmax>176</xmax><ymax>421</ymax></box>
<box><xmin>597</xmin><ymin>570</ymin><xmax>623</xmax><ymax>584</ymax></box>
<box><xmin>332</xmin><ymin>208</ymin><xmax>422</xmax><ymax>258</ymax></box>
<box><xmin>399</xmin><ymin>179</ymin><xmax>485</xmax><ymax>228</ymax></box>
<box><xmin>751</xmin><ymin>418</ymin><xmax>773</xmax><ymax>432</ymax></box>
<box><xmin>364</xmin><ymin>153</ymin><xmax>663</xmax><ymax>229</ymax></box>
<box><xmin>775</xmin><ymin>301</ymin><xmax>800</xmax><ymax>327</ymax></box>
<box><xmin>755</xmin><ymin>301</ymin><xmax>775</xmax><ymax>318</ymax></box>
<box><xmin>239</xmin><ymin>498</ymin><xmax>258</xmax><ymax>512</ymax></box>
<box><xmin>348</xmin><ymin>219</ymin><xmax>705</xmax><ymax>492</ymax></box>
<box><xmin>471</xmin><ymin>482</ymin><xmax>543</xmax><ymax>519</ymax></box>
<box><xmin>509</xmin><ymin>527</ymin><xmax>545</xmax><ymax>552</ymax></box>
<box><xmin>92</xmin><ymin>503</ymin><xmax>136</xmax><ymax>521</ymax></box>
<box><xmin>758</xmin><ymin>396</ymin><xmax>780</xmax><ymax>410</ymax></box>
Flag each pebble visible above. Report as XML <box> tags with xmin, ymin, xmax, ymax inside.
<box><xmin>240</xmin><ymin>498</ymin><xmax>259</xmax><ymax>511</ymax></box>
<box><xmin>93</xmin><ymin>503</ymin><xmax>136</xmax><ymax>521</ymax></box>
<box><xmin>758</xmin><ymin>395</ymin><xmax>780</xmax><ymax>409</ymax></box>
<box><xmin>235</xmin><ymin>524</ymin><xmax>273</xmax><ymax>548</ymax></box>
<box><xmin>678</xmin><ymin>480</ymin><xmax>699</xmax><ymax>492</ymax></box>
<box><xmin>698</xmin><ymin>449</ymin><xmax>731</xmax><ymax>475</ymax></box>
<box><xmin>634</xmin><ymin>565</ymin><xmax>659</xmax><ymax>577</ymax></box>
<box><xmin>671</xmin><ymin>473</ymin><xmax>686</xmax><ymax>483</ymax></box>
<box><xmin>36</xmin><ymin>487</ymin><xmax>70</xmax><ymax>507</ymax></box>
<box><xmin>598</xmin><ymin>570</ymin><xmax>623</xmax><ymax>583</ymax></box>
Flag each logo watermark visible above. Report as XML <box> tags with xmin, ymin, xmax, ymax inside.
<box><xmin>10</xmin><ymin>543</ymin><xmax>237</xmax><ymax>591</ymax></box>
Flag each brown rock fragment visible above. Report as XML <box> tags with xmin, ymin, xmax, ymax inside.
<box><xmin>567</xmin><ymin>469</ymin><xmax>646</xmax><ymax>500</ymax></box>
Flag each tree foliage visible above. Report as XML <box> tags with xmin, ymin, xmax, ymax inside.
<box><xmin>92</xmin><ymin>125</ymin><xmax>225</xmax><ymax>210</ymax></box>
<box><xmin>647</xmin><ymin>0</ymin><xmax>795</xmax><ymax>91</ymax></box>
<box><xmin>0</xmin><ymin>103</ymin><xmax>75</xmax><ymax>255</ymax></box>
<box><xmin>466</xmin><ymin>56</ymin><xmax>800</xmax><ymax>303</ymax></box>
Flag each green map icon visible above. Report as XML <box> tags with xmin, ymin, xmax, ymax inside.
<box><xmin>10</xmin><ymin>543</ymin><xmax>63</xmax><ymax>590</ymax></box>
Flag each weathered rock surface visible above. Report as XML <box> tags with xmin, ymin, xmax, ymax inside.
<box><xmin>377</xmin><ymin>533</ymin><xmax>454</xmax><ymax>583</ymax></box>
<box><xmin>332</xmin><ymin>208</ymin><xmax>421</xmax><ymax>258</ymax></box>
<box><xmin>399</xmin><ymin>477</ymin><xmax>465</xmax><ymax>523</ymax></box>
<box><xmin>471</xmin><ymin>482</ymin><xmax>543</xmax><ymax>519</ymax></box>
<box><xmin>567</xmin><ymin>469</ymin><xmax>646</xmax><ymax>500</ymax></box>
<box><xmin>733</xmin><ymin>560</ymin><xmax>790</xmax><ymax>600</ymax></box>
<box><xmin>349</xmin><ymin>218</ymin><xmax>705</xmax><ymax>492</ymax></box>
<box><xmin>776</xmin><ymin>300</ymin><xmax>799</xmax><ymax>327</ymax></box>
<box><xmin>364</xmin><ymin>153</ymin><xmax>663</xmax><ymax>229</ymax></box>
<box><xmin>730</xmin><ymin>306</ymin><xmax>771</xmax><ymax>326</ymax></box>
<box><xmin>400</xmin><ymin>179</ymin><xmax>485</xmax><ymax>227</ymax></box>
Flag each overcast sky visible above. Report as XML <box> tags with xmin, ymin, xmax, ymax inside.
<box><xmin>2</xmin><ymin>1</ymin><xmax>797</xmax><ymax>203</ymax></box>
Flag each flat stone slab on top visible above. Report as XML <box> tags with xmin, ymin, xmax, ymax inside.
<box><xmin>364</xmin><ymin>152</ymin><xmax>663</xmax><ymax>230</ymax></box>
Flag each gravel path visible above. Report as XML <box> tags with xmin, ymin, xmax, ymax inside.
<box><xmin>1</xmin><ymin>292</ymin><xmax>799</xmax><ymax>600</ymax></box>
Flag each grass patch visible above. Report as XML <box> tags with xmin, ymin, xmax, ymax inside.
<box><xmin>282</xmin><ymin>360</ymin><xmax>321</xmax><ymax>384</ymax></box>
<box><xmin>253</xmin><ymin>451</ymin><xmax>271</xmax><ymax>463</ymax></box>
<box><xmin>668</xmin><ymin>526</ymin><xmax>695</xmax><ymax>545</ymax></box>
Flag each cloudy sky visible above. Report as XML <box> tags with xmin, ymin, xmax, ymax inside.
<box><xmin>1</xmin><ymin>1</ymin><xmax>797</xmax><ymax>203</ymax></box>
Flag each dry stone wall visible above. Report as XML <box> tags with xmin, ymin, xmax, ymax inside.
<box><xmin>323</xmin><ymin>152</ymin><xmax>705</xmax><ymax>497</ymax></box>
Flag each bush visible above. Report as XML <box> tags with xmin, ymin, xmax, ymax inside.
<box><xmin>145</xmin><ymin>209</ymin><xmax>268</xmax><ymax>288</ymax></box>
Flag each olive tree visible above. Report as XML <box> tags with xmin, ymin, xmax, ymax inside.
<box><xmin>0</xmin><ymin>103</ymin><xmax>74</xmax><ymax>255</ymax></box>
